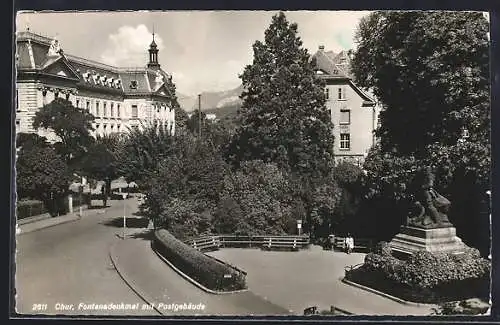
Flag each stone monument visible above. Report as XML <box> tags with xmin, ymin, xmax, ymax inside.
<box><xmin>389</xmin><ymin>167</ymin><xmax>467</xmax><ymax>259</ymax></box>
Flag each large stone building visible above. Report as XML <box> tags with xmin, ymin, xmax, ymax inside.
<box><xmin>311</xmin><ymin>46</ymin><xmax>379</xmax><ymax>166</ymax></box>
<box><xmin>15</xmin><ymin>30</ymin><xmax>176</xmax><ymax>141</ymax></box>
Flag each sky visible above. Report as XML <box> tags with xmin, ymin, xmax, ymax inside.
<box><xmin>16</xmin><ymin>11</ymin><xmax>370</xmax><ymax>96</ymax></box>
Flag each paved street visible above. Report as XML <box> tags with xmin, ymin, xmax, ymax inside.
<box><xmin>15</xmin><ymin>198</ymin><xmax>159</xmax><ymax>316</ymax></box>
<box><xmin>111</xmin><ymin>238</ymin><xmax>290</xmax><ymax>316</ymax></box>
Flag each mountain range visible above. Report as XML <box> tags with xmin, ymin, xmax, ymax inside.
<box><xmin>177</xmin><ymin>84</ymin><xmax>244</xmax><ymax>112</ymax></box>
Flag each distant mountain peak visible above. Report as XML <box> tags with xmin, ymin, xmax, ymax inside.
<box><xmin>178</xmin><ymin>84</ymin><xmax>243</xmax><ymax>112</ymax></box>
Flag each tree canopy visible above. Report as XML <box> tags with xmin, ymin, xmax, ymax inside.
<box><xmin>16</xmin><ymin>143</ymin><xmax>72</xmax><ymax>215</ymax></box>
<box><xmin>351</xmin><ymin>11</ymin><xmax>490</xmax><ymax>157</ymax></box>
<box><xmin>228</xmin><ymin>12</ymin><xmax>335</xmax><ymax>178</ymax></box>
<box><xmin>32</xmin><ymin>98</ymin><xmax>95</xmax><ymax>169</ymax></box>
<box><xmin>352</xmin><ymin>11</ymin><xmax>491</xmax><ymax>253</ymax></box>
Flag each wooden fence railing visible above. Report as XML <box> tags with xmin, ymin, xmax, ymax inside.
<box><xmin>186</xmin><ymin>234</ymin><xmax>311</xmax><ymax>252</ymax></box>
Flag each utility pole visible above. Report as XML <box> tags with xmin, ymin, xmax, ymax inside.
<box><xmin>198</xmin><ymin>94</ymin><xmax>202</xmax><ymax>139</ymax></box>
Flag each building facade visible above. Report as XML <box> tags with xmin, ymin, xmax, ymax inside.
<box><xmin>311</xmin><ymin>46</ymin><xmax>379</xmax><ymax>166</ymax></box>
<box><xmin>16</xmin><ymin>31</ymin><xmax>176</xmax><ymax>141</ymax></box>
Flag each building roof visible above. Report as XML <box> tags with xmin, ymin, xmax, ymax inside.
<box><xmin>311</xmin><ymin>46</ymin><xmax>375</xmax><ymax>106</ymax></box>
<box><xmin>16</xmin><ymin>31</ymin><xmax>171</xmax><ymax>97</ymax></box>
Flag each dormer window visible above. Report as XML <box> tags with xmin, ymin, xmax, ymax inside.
<box><xmin>130</xmin><ymin>80</ymin><xmax>138</xmax><ymax>89</ymax></box>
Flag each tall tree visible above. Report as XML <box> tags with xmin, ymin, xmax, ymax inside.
<box><xmin>32</xmin><ymin>98</ymin><xmax>95</xmax><ymax>169</ymax></box>
<box><xmin>228</xmin><ymin>12</ymin><xmax>335</xmax><ymax>178</ymax></box>
<box><xmin>351</xmin><ymin>11</ymin><xmax>490</xmax><ymax>157</ymax></box>
<box><xmin>353</xmin><ymin>12</ymin><xmax>491</xmax><ymax>252</ymax></box>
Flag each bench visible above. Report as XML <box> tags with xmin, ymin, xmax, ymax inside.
<box><xmin>303</xmin><ymin>306</ymin><xmax>318</xmax><ymax>315</ymax></box>
<box><xmin>188</xmin><ymin>235</ymin><xmax>221</xmax><ymax>252</ymax></box>
<box><xmin>333</xmin><ymin>237</ymin><xmax>373</xmax><ymax>253</ymax></box>
<box><xmin>261</xmin><ymin>236</ymin><xmax>309</xmax><ymax>251</ymax></box>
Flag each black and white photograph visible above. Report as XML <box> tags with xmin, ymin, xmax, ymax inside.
<box><xmin>14</xmin><ymin>10</ymin><xmax>491</xmax><ymax>317</ymax></box>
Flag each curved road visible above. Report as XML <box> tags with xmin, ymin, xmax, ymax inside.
<box><xmin>15</xmin><ymin>199</ymin><xmax>159</xmax><ymax>316</ymax></box>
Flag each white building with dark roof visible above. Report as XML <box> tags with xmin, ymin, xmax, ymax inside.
<box><xmin>15</xmin><ymin>30</ymin><xmax>176</xmax><ymax>140</ymax></box>
<box><xmin>311</xmin><ymin>45</ymin><xmax>380</xmax><ymax>166</ymax></box>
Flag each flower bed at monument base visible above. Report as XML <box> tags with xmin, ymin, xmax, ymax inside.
<box><xmin>344</xmin><ymin>245</ymin><xmax>491</xmax><ymax>304</ymax></box>
<box><xmin>152</xmin><ymin>229</ymin><xmax>247</xmax><ymax>292</ymax></box>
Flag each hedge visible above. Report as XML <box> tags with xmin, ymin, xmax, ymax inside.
<box><xmin>16</xmin><ymin>200</ymin><xmax>47</xmax><ymax>220</ymax></box>
<box><xmin>346</xmin><ymin>245</ymin><xmax>491</xmax><ymax>303</ymax></box>
<box><xmin>152</xmin><ymin>229</ymin><xmax>247</xmax><ymax>292</ymax></box>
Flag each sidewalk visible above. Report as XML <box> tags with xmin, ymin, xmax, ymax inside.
<box><xmin>17</xmin><ymin>212</ymin><xmax>82</xmax><ymax>235</ymax></box>
<box><xmin>16</xmin><ymin>198</ymin><xmax>138</xmax><ymax>235</ymax></box>
<box><xmin>110</xmin><ymin>233</ymin><xmax>291</xmax><ymax>316</ymax></box>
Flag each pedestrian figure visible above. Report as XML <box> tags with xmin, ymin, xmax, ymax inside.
<box><xmin>345</xmin><ymin>234</ymin><xmax>354</xmax><ymax>254</ymax></box>
<box><xmin>328</xmin><ymin>234</ymin><xmax>335</xmax><ymax>251</ymax></box>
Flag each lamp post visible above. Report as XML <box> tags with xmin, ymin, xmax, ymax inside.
<box><xmin>79</xmin><ymin>177</ymin><xmax>86</xmax><ymax>218</ymax></box>
<box><xmin>122</xmin><ymin>192</ymin><xmax>127</xmax><ymax>239</ymax></box>
<box><xmin>198</xmin><ymin>94</ymin><xmax>202</xmax><ymax>138</ymax></box>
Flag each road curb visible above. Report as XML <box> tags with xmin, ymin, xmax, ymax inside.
<box><xmin>341</xmin><ymin>277</ymin><xmax>435</xmax><ymax>308</ymax></box>
<box><xmin>151</xmin><ymin>243</ymin><xmax>249</xmax><ymax>295</ymax></box>
<box><xmin>17</xmin><ymin>215</ymin><xmax>82</xmax><ymax>236</ymax></box>
<box><xmin>108</xmin><ymin>240</ymin><xmax>165</xmax><ymax>316</ymax></box>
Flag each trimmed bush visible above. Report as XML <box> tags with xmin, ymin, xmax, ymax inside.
<box><xmin>346</xmin><ymin>248</ymin><xmax>491</xmax><ymax>303</ymax></box>
<box><xmin>152</xmin><ymin>229</ymin><xmax>247</xmax><ymax>292</ymax></box>
<box><xmin>16</xmin><ymin>200</ymin><xmax>47</xmax><ymax>219</ymax></box>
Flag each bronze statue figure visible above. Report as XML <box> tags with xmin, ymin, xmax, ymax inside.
<box><xmin>406</xmin><ymin>167</ymin><xmax>452</xmax><ymax>228</ymax></box>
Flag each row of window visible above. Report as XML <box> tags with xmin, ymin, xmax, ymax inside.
<box><xmin>76</xmin><ymin>99</ymin><xmax>122</xmax><ymax>119</ymax></box>
<box><xmin>325</xmin><ymin>87</ymin><xmax>347</xmax><ymax>100</ymax></box>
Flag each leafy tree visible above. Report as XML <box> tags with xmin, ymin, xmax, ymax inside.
<box><xmin>175</xmin><ymin>107</ymin><xmax>189</xmax><ymax>131</ymax></box>
<box><xmin>156</xmin><ymin>198</ymin><xmax>213</xmax><ymax>241</ymax></box>
<box><xmin>352</xmin><ymin>12</ymin><xmax>491</xmax><ymax>252</ymax></box>
<box><xmin>351</xmin><ymin>11</ymin><xmax>490</xmax><ymax>157</ymax></box>
<box><xmin>142</xmin><ymin>133</ymin><xmax>228</xmax><ymax>230</ymax></box>
<box><xmin>228</xmin><ymin>12</ymin><xmax>335</xmax><ymax>178</ymax></box>
<box><xmin>118</xmin><ymin>123</ymin><xmax>176</xmax><ymax>186</ymax></box>
<box><xmin>16</xmin><ymin>144</ymin><xmax>72</xmax><ymax>216</ymax></box>
<box><xmin>81</xmin><ymin>134</ymin><xmax>121</xmax><ymax>207</ymax></box>
<box><xmin>216</xmin><ymin>160</ymin><xmax>294</xmax><ymax>236</ymax></box>
<box><xmin>16</xmin><ymin>133</ymin><xmax>49</xmax><ymax>149</ymax></box>
<box><xmin>32</xmin><ymin>98</ymin><xmax>95</xmax><ymax>169</ymax></box>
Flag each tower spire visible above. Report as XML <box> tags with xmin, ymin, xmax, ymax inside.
<box><xmin>147</xmin><ymin>26</ymin><xmax>160</xmax><ymax>69</ymax></box>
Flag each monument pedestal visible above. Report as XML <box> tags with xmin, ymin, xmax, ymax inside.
<box><xmin>389</xmin><ymin>226</ymin><xmax>467</xmax><ymax>259</ymax></box>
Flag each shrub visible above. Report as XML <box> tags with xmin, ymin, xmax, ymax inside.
<box><xmin>402</xmin><ymin>248</ymin><xmax>490</xmax><ymax>288</ymax></box>
<box><xmin>152</xmin><ymin>229</ymin><xmax>247</xmax><ymax>291</ymax></box>
<box><xmin>350</xmin><ymin>248</ymin><xmax>491</xmax><ymax>303</ymax></box>
<box><xmin>155</xmin><ymin>198</ymin><xmax>213</xmax><ymax>241</ymax></box>
<box><xmin>374</xmin><ymin>241</ymin><xmax>393</xmax><ymax>256</ymax></box>
<box><xmin>16</xmin><ymin>200</ymin><xmax>47</xmax><ymax>219</ymax></box>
